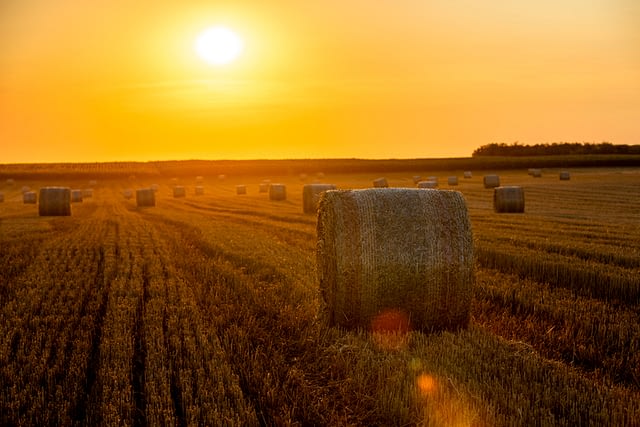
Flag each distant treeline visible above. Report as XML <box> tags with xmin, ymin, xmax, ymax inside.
<box><xmin>473</xmin><ymin>142</ymin><xmax>640</xmax><ymax>157</ymax></box>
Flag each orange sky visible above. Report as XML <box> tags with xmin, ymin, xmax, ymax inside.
<box><xmin>1</xmin><ymin>1</ymin><xmax>639</xmax><ymax>163</ymax></box>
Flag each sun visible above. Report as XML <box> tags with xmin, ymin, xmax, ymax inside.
<box><xmin>194</xmin><ymin>26</ymin><xmax>244</xmax><ymax>66</ymax></box>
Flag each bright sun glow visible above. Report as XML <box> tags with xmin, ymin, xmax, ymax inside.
<box><xmin>195</xmin><ymin>26</ymin><xmax>244</xmax><ymax>65</ymax></box>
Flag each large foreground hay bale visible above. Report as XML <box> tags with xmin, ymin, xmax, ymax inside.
<box><xmin>173</xmin><ymin>186</ymin><xmax>186</xmax><ymax>198</ymax></box>
<box><xmin>373</xmin><ymin>177</ymin><xmax>388</xmax><ymax>188</ymax></box>
<box><xmin>559</xmin><ymin>171</ymin><xmax>571</xmax><ymax>180</ymax></box>
<box><xmin>303</xmin><ymin>183</ymin><xmax>337</xmax><ymax>214</ymax></box>
<box><xmin>236</xmin><ymin>185</ymin><xmax>247</xmax><ymax>195</ymax></box>
<box><xmin>483</xmin><ymin>175</ymin><xmax>500</xmax><ymax>188</ymax></box>
<box><xmin>494</xmin><ymin>186</ymin><xmax>525</xmax><ymax>213</ymax></box>
<box><xmin>39</xmin><ymin>187</ymin><xmax>71</xmax><ymax>216</ymax></box>
<box><xmin>317</xmin><ymin>188</ymin><xmax>474</xmax><ymax>332</ymax></box>
<box><xmin>70</xmin><ymin>190</ymin><xmax>83</xmax><ymax>203</ymax></box>
<box><xmin>136</xmin><ymin>188</ymin><xmax>155</xmax><ymax>207</ymax></box>
<box><xmin>269</xmin><ymin>184</ymin><xmax>287</xmax><ymax>201</ymax></box>
<box><xmin>23</xmin><ymin>191</ymin><xmax>37</xmax><ymax>204</ymax></box>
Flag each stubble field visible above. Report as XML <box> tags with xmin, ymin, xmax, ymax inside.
<box><xmin>1</xmin><ymin>164</ymin><xmax>639</xmax><ymax>426</ymax></box>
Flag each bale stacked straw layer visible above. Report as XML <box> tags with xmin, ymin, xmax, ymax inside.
<box><xmin>303</xmin><ymin>183</ymin><xmax>337</xmax><ymax>214</ymax></box>
<box><xmin>195</xmin><ymin>186</ymin><xmax>205</xmax><ymax>195</ymax></box>
<box><xmin>39</xmin><ymin>187</ymin><xmax>71</xmax><ymax>216</ymax></box>
<box><xmin>136</xmin><ymin>189</ymin><xmax>155</xmax><ymax>207</ymax></box>
<box><xmin>463</xmin><ymin>171</ymin><xmax>472</xmax><ymax>179</ymax></box>
<box><xmin>373</xmin><ymin>177</ymin><xmax>388</xmax><ymax>188</ymax></box>
<box><xmin>417</xmin><ymin>180</ymin><xmax>438</xmax><ymax>188</ymax></box>
<box><xmin>559</xmin><ymin>171</ymin><xmax>571</xmax><ymax>180</ymax></box>
<box><xmin>483</xmin><ymin>175</ymin><xmax>500</xmax><ymax>188</ymax></box>
<box><xmin>317</xmin><ymin>188</ymin><xmax>474</xmax><ymax>332</ymax></box>
<box><xmin>447</xmin><ymin>176</ymin><xmax>458</xmax><ymax>186</ymax></box>
<box><xmin>173</xmin><ymin>186</ymin><xmax>186</xmax><ymax>198</ymax></box>
<box><xmin>70</xmin><ymin>190</ymin><xmax>83</xmax><ymax>203</ymax></box>
<box><xmin>269</xmin><ymin>184</ymin><xmax>287</xmax><ymax>201</ymax></box>
<box><xmin>23</xmin><ymin>191</ymin><xmax>37</xmax><ymax>204</ymax></box>
<box><xmin>494</xmin><ymin>186</ymin><xmax>525</xmax><ymax>213</ymax></box>
<box><xmin>236</xmin><ymin>185</ymin><xmax>247</xmax><ymax>195</ymax></box>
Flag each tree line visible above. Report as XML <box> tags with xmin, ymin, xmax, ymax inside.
<box><xmin>473</xmin><ymin>142</ymin><xmax>640</xmax><ymax>157</ymax></box>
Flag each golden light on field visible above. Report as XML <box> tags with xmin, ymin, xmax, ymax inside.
<box><xmin>194</xmin><ymin>26</ymin><xmax>244</xmax><ymax>66</ymax></box>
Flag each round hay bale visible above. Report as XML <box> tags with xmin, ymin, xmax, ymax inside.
<box><xmin>269</xmin><ymin>184</ymin><xmax>286</xmax><ymax>201</ymax></box>
<box><xmin>0</xmin><ymin>192</ymin><xmax>4</xmax><ymax>202</ymax></box>
<box><xmin>23</xmin><ymin>191</ymin><xmax>37</xmax><ymax>204</ymax></box>
<box><xmin>303</xmin><ymin>183</ymin><xmax>337</xmax><ymax>214</ymax></box>
<box><xmin>463</xmin><ymin>171</ymin><xmax>472</xmax><ymax>179</ymax></box>
<box><xmin>483</xmin><ymin>175</ymin><xmax>500</xmax><ymax>189</ymax></box>
<box><xmin>559</xmin><ymin>171</ymin><xmax>571</xmax><ymax>180</ymax></box>
<box><xmin>136</xmin><ymin>188</ymin><xmax>155</xmax><ymax>207</ymax></box>
<box><xmin>39</xmin><ymin>187</ymin><xmax>71</xmax><ymax>216</ymax></box>
<box><xmin>70</xmin><ymin>190</ymin><xmax>84</xmax><ymax>203</ymax></box>
<box><xmin>195</xmin><ymin>186</ymin><xmax>205</xmax><ymax>195</ymax></box>
<box><xmin>82</xmin><ymin>189</ymin><xmax>93</xmax><ymax>198</ymax></box>
<box><xmin>447</xmin><ymin>176</ymin><xmax>458</xmax><ymax>186</ymax></box>
<box><xmin>258</xmin><ymin>182</ymin><xmax>269</xmax><ymax>193</ymax></box>
<box><xmin>494</xmin><ymin>186</ymin><xmax>525</xmax><ymax>213</ymax></box>
<box><xmin>317</xmin><ymin>188</ymin><xmax>474</xmax><ymax>332</ymax></box>
<box><xmin>236</xmin><ymin>185</ymin><xmax>247</xmax><ymax>195</ymax></box>
<box><xmin>173</xmin><ymin>186</ymin><xmax>186</xmax><ymax>198</ymax></box>
<box><xmin>123</xmin><ymin>189</ymin><xmax>134</xmax><ymax>199</ymax></box>
<box><xmin>373</xmin><ymin>177</ymin><xmax>388</xmax><ymax>188</ymax></box>
<box><xmin>417</xmin><ymin>180</ymin><xmax>437</xmax><ymax>188</ymax></box>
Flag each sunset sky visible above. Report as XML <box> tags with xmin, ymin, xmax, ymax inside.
<box><xmin>1</xmin><ymin>1</ymin><xmax>639</xmax><ymax>163</ymax></box>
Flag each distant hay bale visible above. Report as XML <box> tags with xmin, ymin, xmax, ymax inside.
<box><xmin>89</xmin><ymin>180</ymin><xmax>97</xmax><ymax>186</ymax></box>
<box><xmin>173</xmin><ymin>186</ymin><xmax>186</xmax><ymax>198</ymax></box>
<box><xmin>39</xmin><ymin>187</ymin><xmax>71</xmax><ymax>216</ymax></box>
<box><xmin>303</xmin><ymin>183</ymin><xmax>337</xmax><ymax>214</ymax></box>
<box><xmin>258</xmin><ymin>182</ymin><xmax>269</xmax><ymax>193</ymax></box>
<box><xmin>269</xmin><ymin>184</ymin><xmax>287</xmax><ymax>201</ymax></box>
<box><xmin>463</xmin><ymin>171</ymin><xmax>472</xmax><ymax>179</ymax></box>
<box><xmin>427</xmin><ymin>176</ymin><xmax>438</xmax><ymax>184</ymax></box>
<box><xmin>236</xmin><ymin>185</ymin><xmax>247</xmax><ymax>195</ymax></box>
<box><xmin>373</xmin><ymin>177</ymin><xmax>388</xmax><ymax>188</ymax></box>
<box><xmin>83</xmin><ymin>189</ymin><xmax>93</xmax><ymax>198</ymax></box>
<box><xmin>317</xmin><ymin>188</ymin><xmax>474</xmax><ymax>332</ymax></box>
<box><xmin>316</xmin><ymin>172</ymin><xmax>325</xmax><ymax>179</ymax></box>
<box><xmin>150</xmin><ymin>184</ymin><xmax>159</xmax><ymax>192</ymax></box>
<box><xmin>23</xmin><ymin>191</ymin><xmax>37</xmax><ymax>204</ymax></box>
<box><xmin>299</xmin><ymin>173</ymin><xmax>308</xmax><ymax>181</ymax></box>
<box><xmin>559</xmin><ymin>171</ymin><xmax>571</xmax><ymax>180</ymax></box>
<box><xmin>412</xmin><ymin>175</ymin><xmax>422</xmax><ymax>184</ymax></box>
<box><xmin>21</xmin><ymin>186</ymin><xmax>30</xmax><ymax>194</ymax></box>
<box><xmin>483</xmin><ymin>175</ymin><xmax>500</xmax><ymax>189</ymax></box>
<box><xmin>136</xmin><ymin>188</ymin><xmax>155</xmax><ymax>207</ymax></box>
<box><xmin>527</xmin><ymin>168</ymin><xmax>535</xmax><ymax>176</ymax></box>
<box><xmin>195</xmin><ymin>186</ymin><xmax>205</xmax><ymax>195</ymax></box>
<box><xmin>218</xmin><ymin>174</ymin><xmax>226</xmax><ymax>181</ymax></box>
<box><xmin>447</xmin><ymin>176</ymin><xmax>458</xmax><ymax>186</ymax></box>
<box><xmin>6</xmin><ymin>179</ymin><xmax>14</xmax><ymax>185</ymax></box>
<box><xmin>494</xmin><ymin>186</ymin><xmax>525</xmax><ymax>213</ymax></box>
<box><xmin>531</xmin><ymin>169</ymin><xmax>542</xmax><ymax>178</ymax></box>
<box><xmin>417</xmin><ymin>180</ymin><xmax>438</xmax><ymax>188</ymax></box>
<box><xmin>70</xmin><ymin>190</ymin><xmax>83</xmax><ymax>203</ymax></box>
<box><xmin>123</xmin><ymin>189</ymin><xmax>134</xmax><ymax>199</ymax></box>
<box><xmin>196</xmin><ymin>176</ymin><xmax>204</xmax><ymax>183</ymax></box>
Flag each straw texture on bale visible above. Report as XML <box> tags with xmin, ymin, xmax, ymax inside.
<box><xmin>463</xmin><ymin>171</ymin><xmax>472</xmax><ymax>179</ymax></box>
<box><xmin>417</xmin><ymin>180</ymin><xmax>437</xmax><ymax>188</ymax></box>
<box><xmin>269</xmin><ymin>184</ymin><xmax>287</xmax><ymax>201</ymax></box>
<box><xmin>317</xmin><ymin>188</ymin><xmax>474</xmax><ymax>332</ymax></box>
<box><xmin>39</xmin><ymin>187</ymin><xmax>71</xmax><ymax>216</ymax></box>
<box><xmin>23</xmin><ymin>191</ymin><xmax>37</xmax><ymax>204</ymax></box>
<box><xmin>236</xmin><ymin>185</ymin><xmax>247</xmax><ymax>195</ymax></box>
<box><xmin>483</xmin><ymin>175</ymin><xmax>500</xmax><ymax>188</ymax></box>
<box><xmin>494</xmin><ymin>186</ymin><xmax>525</xmax><ymax>213</ymax></box>
<box><xmin>303</xmin><ymin>183</ymin><xmax>337</xmax><ymax>214</ymax></box>
<box><xmin>136</xmin><ymin>189</ymin><xmax>155</xmax><ymax>207</ymax></box>
<box><xmin>195</xmin><ymin>186</ymin><xmax>205</xmax><ymax>195</ymax></box>
<box><xmin>447</xmin><ymin>176</ymin><xmax>458</xmax><ymax>186</ymax></box>
<box><xmin>70</xmin><ymin>190</ymin><xmax>83</xmax><ymax>203</ymax></box>
<box><xmin>173</xmin><ymin>186</ymin><xmax>186</xmax><ymax>198</ymax></box>
<box><xmin>373</xmin><ymin>177</ymin><xmax>388</xmax><ymax>188</ymax></box>
<box><xmin>559</xmin><ymin>171</ymin><xmax>571</xmax><ymax>180</ymax></box>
